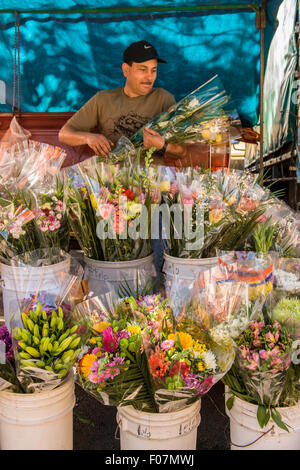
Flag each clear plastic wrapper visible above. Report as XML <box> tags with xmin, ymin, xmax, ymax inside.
<box><xmin>233</xmin><ymin>320</ymin><xmax>293</xmax><ymax>407</ymax></box>
<box><xmin>266</xmin><ymin>257</ymin><xmax>300</xmax><ymax>341</ymax></box>
<box><xmin>99</xmin><ymin>135</ymin><xmax>137</xmax><ymax>165</ymax></box>
<box><xmin>7</xmin><ymin>247</ymin><xmax>84</xmax><ymax>393</ymax></box>
<box><xmin>0</xmin><ymin>118</ymin><xmax>69</xmax><ymax>261</ymax></box>
<box><xmin>159</xmin><ymin>168</ymin><xmax>274</xmax><ymax>259</ymax></box>
<box><xmin>102</xmin><ymin>75</ymin><xmax>241</xmax><ymax>163</ymax></box>
<box><xmin>130</xmin><ymin>74</ymin><xmax>241</xmax><ymax>149</ymax></box>
<box><xmin>75</xmin><ymin>294</ymin><xmax>163</xmax><ymax>412</ymax></box>
<box><xmin>65</xmin><ymin>149</ymin><xmax>157</xmax><ymax>262</ymax></box>
<box><xmin>75</xmin><ymin>286</ymin><xmax>255</xmax><ymax>412</ymax></box>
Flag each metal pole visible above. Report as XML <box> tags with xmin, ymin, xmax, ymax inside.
<box><xmin>259</xmin><ymin>1</ymin><xmax>267</xmax><ymax>177</ymax></box>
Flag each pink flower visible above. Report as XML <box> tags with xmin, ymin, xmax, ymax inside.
<box><xmin>259</xmin><ymin>349</ymin><xmax>269</xmax><ymax>360</ymax></box>
<box><xmin>160</xmin><ymin>339</ymin><xmax>175</xmax><ymax>350</ymax></box>
<box><xmin>98</xmin><ymin>202</ymin><xmax>115</xmax><ymax>220</ymax></box>
<box><xmin>181</xmin><ymin>195</ymin><xmax>194</xmax><ymax>205</ymax></box>
<box><xmin>170</xmin><ymin>182</ymin><xmax>178</xmax><ymax>197</ymax></box>
<box><xmin>102</xmin><ymin>326</ymin><xmax>118</xmax><ymax>353</ymax></box>
<box><xmin>198</xmin><ymin>376</ymin><xmax>214</xmax><ymax>394</ymax></box>
<box><xmin>92</xmin><ymin>347</ymin><xmax>101</xmax><ymax>355</ymax></box>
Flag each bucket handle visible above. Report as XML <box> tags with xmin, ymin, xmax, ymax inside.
<box><xmin>231</xmin><ymin>425</ymin><xmax>275</xmax><ymax>448</ymax></box>
<box><xmin>115</xmin><ymin>412</ymin><xmax>121</xmax><ymax>441</ymax></box>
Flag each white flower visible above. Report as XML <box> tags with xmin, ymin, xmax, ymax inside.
<box><xmin>202</xmin><ymin>350</ymin><xmax>217</xmax><ymax>372</ymax></box>
<box><xmin>189</xmin><ymin>98</ymin><xmax>200</xmax><ymax>108</ymax></box>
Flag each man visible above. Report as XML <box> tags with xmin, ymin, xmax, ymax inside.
<box><xmin>58</xmin><ymin>39</ymin><xmax>195</xmax><ymax>163</ymax></box>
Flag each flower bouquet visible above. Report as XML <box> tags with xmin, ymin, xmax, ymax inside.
<box><xmin>65</xmin><ymin>148</ymin><xmax>159</xmax><ymax>262</ymax></box>
<box><xmin>0</xmin><ymin>123</ymin><xmax>69</xmax><ymax>262</ymax></box>
<box><xmin>0</xmin><ymin>248</ymin><xmax>84</xmax><ymax>392</ymax></box>
<box><xmin>223</xmin><ymin>318</ymin><xmax>295</xmax><ymax>431</ymax></box>
<box><xmin>105</xmin><ymin>74</ymin><xmax>241</xmax><ymax>163</ymax></box>
<box><xmin>75</xmin><ymin>273</ymin><xmax>258</xmax><ymax>413</ymax></box>
<box><xmin>160</xmin><ymin>167</ymin><xmax>291</xmax><ymax>260</ymax></box>
<box><xmin>223</xmin><ymin>256</ymin><xmax>300</xmax><ymax>433</ymax></box>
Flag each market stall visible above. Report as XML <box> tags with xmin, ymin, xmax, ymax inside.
<box><xmin>1</xmin><ymin>0</ymin><xmax>300</xmax><ymax>453</ymax></box>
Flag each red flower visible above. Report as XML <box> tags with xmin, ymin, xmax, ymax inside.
<box><xmin>122</xmin><ymin>188</ymin><xmax>134</xmax><ymax>201</ymax></box>
<box><xmin>169</xmin><ymin>361</ymin><xmax>190</xmax><ymax>378</ymax></box>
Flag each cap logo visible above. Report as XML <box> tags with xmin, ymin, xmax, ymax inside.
<box><xmin>144</xmin><ymin>45</ymin><xmax>151</xmax><ymax>49</ymax></box>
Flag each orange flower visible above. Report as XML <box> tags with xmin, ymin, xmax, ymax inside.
<box><xmin>149</xmin><ymin>349</ymin><xmax>170</xmax><ymax>378</ymax></box>
<box><xmin>79</xmin><ymin>353</ymin><xmax>97</xmax><ymax>380</ymax></box>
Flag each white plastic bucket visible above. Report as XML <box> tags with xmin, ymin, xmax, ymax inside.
<box><xmin>163</xmin><ymin>252</ymin><xmax>218</xmax><ymax>299</ymax></box>
<box><xmin>83</xmin><ymin>253</ymin><xmax>156</xmax><ymax>299</ymax></box>
<box><xmin>0</xmin><ymin>372</ymin><xmax>75</xmax><ymax>450</ymax></box>
<box><xmin>117</xmin><ymin>399</ymin><xmax>201</xmax><ymax>450</ymax></box>
<box><xmin>225</xmin><ymin>389</ymin><xmax>300</xmax><ymax>450</ymax></box>
<box><xmin>0</xmin><ymin>258</ymin><xmax>70</xmax><ymax>331</ymax></box>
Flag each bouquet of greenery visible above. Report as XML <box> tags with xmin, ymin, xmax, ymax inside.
<box><xmin>65</xmin><ymin>148</ymin><xmax>159</xmax><ymax>261</ymax></box>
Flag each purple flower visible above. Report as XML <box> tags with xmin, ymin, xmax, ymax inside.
<box><xmin>0</xmin><ymin>325</ymin><xmax>14</xmax><ymax>360</ymax></box>
<box><xmin>116</xmin><ymin>330</ymin><xmax>130</xmax><ymax>341</ymax></box>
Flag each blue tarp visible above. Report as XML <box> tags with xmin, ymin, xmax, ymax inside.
<box><xmin>0</xmin><ymin>1</ymin><xmax>288</xmax><ymax>129</ymax></box>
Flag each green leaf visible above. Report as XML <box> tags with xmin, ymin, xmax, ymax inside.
<box><xmin>257</xmin><ymin>404</ymin><xmax>270</xmax><ymax>429</ymax></box>
<box><xmin>271</xmin><ymin>408</ymin><xmax>290</xmax><ymax>433</ymax></box>
<box><xmin>226</xmin><ymin>395</ymin><xmax>235</xmax><ymax>411</ymax></box>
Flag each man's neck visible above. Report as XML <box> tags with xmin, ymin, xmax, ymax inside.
<box><xmin>123</xmin><ymin>84</ymin><xmax>140</xmax><ymax>98</ymax></box>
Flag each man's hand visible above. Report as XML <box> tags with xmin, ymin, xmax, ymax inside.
<box><xmin>143</xmin><ymin>127</ymin><xmax>165</xmax><ymax>151</ymax></box>
<box><xmin>86</xmin><ymin>133</ymin><xmax>114</xmax><ymax>157</ymax></box>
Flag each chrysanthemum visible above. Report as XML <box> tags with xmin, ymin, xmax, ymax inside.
<box><xmin>202</xmin><ymin>350</ymin><xmax>217</xmax><ymax>371</ymax></box>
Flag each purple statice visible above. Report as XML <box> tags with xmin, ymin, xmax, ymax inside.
<box><xmin>116</xmin><ymin>330</ymin><xmax>130</xmax><ymax>341</ymax></box>
<box><xmin>0</xmin><ymin>325</ymin><xmax>14</xmax><ymax>360</ymax></box>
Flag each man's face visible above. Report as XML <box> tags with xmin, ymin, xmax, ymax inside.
<box><xmin>122</xmin><ymin>59</ymin><xmax>158</xmax><ymax>97</ymax></box>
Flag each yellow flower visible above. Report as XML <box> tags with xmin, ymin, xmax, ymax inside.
<box><xmin>209</xmin><ymin>209</ymin><xmax>224</xmax><ymax>224</ymax></box>
<box><xmin>127</xmin><ymin>324</ymin><xmax>141</xmax><ymax>335</ymax></box>
<box><xmin>197</xmin><ymin>361</ymin><xmax>206</xmax><ymax>372</ymax></box>
<box><xmin>89</xmin><ymin>338</ymin><xmax>97</xmax><ymax>345</ymax></box>
<box><xmin>168</xmin><ymin>332</ymin><xmax>194</xmax><ymax>350</ymax></box>
<box><xmin>194</xmin><ymin>342</ymin><xmax>207</xmax><ymax>354</ymax></box>
<box><xmin>159</xmin><ymin>181</ymin><xmax>171</xmax><ymax>192</ymax></box>
<box><xmin>41</xmin><ymin>203</ymin><xmax>52</xmax><ymax>210</ymax></box>
<box><xmin>90</xmin><ymin>193</ymin><xmax>99</xmax><ymax>211</ymax></box>
<box><xmin>93</xmin><ymin>321</ymin><xmax>110</xmax><ymax>333</ymax></box>
<box><xmin>80</xmin><ymin>353</ymin><xmax>97</xmax><ymax>380</ymax></box>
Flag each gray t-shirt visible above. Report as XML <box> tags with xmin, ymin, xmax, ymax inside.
<box><xmin>66</xmin><ymin>87</ymin><xmax>176</xmax><ymax>144</ymax></box>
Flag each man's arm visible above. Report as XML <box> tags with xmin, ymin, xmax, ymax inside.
<box><xmin>58</xmin><ymin>123</ymin><xmax>113</xmax><ymax>157</ymax></box>
<box><xmin>142</xmin><ymin>127</ymin><xmax>187</xmax><ymax>159</ymax></box>
<box><xmin>142</xmin><ymin>127</ymin><xmax>209</xmax><ymax>168</ymax></box>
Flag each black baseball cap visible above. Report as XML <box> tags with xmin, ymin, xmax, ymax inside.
<box><xmin>123</xmin><ymin>40</ymin><xmax>167</xmax><ymax>64</ymax></box>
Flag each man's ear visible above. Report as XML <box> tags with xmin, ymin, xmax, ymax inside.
<box><xmin>122</xmin><ymin>62</ymin><xmax>130</xmax><ymax>78</ymax></box>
